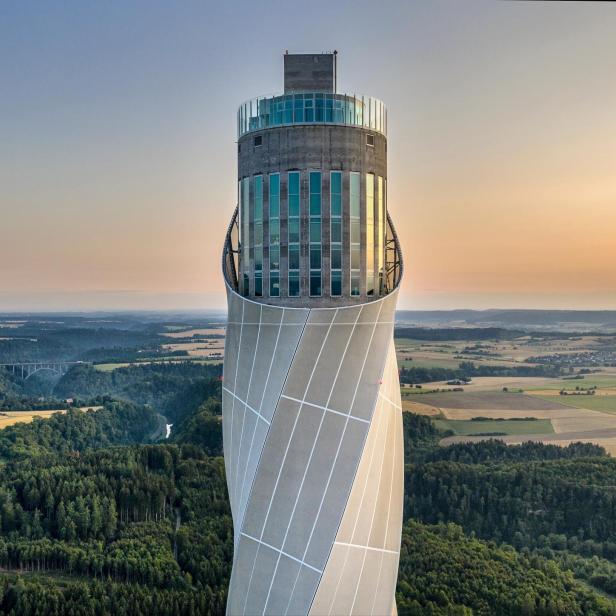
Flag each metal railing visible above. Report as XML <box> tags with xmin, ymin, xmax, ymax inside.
<box><xmin>222</xmin><ymin>207</ymin><xmax>403</xmax><ymax>296</ymax></box>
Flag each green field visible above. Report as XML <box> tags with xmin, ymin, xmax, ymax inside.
<box><xmin>524</xmin><ymin>375</ymin><xmax>616</xmax><ymax>391</ymax></box>
<box><xmin>433</xmin><ymin>417</ymin><xmax>554</xmax><ymax>436</ymax></box>
<box><xmin>531</xmin><ymin>394</ymin><xmax>616</xmax><ymax>414</ymax></box>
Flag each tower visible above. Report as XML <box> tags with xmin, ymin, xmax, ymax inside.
<box><xmin>222</xmin><ymin>52</ymin><xmax>403</xmax><ymax>615</ymax></box>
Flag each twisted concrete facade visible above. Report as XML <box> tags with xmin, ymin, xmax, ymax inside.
<box><xmin>222</xmin><ymin>52</ymin><xmax>403</xmax><ymax>615</ymax></box>
<box><xmin>222</xmin><ymin>283</ymin><xmax>402</xmax><ymax>615</ymax></box>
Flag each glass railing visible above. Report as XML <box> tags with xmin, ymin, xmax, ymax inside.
<box><xmin>237</xmin><ymin>93</ymin><xmax>387</xmax><ymax>138</ymax></box>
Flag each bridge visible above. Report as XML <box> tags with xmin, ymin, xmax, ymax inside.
<box><xmin>0</xmin><ymin>361</ymin><xmax>87</xmax><ymax>380</ymax></box>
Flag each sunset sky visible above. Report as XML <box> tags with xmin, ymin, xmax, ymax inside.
<box><xmin>1</xmin><ymin>0</ymin><xmax>615</xmax><ymax>311</ymax></box>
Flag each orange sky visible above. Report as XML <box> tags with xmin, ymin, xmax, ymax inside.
<box><xmin>1</xmin><ymin>1</ymin><xmax>615</xmax><ymax>311</ymax></box>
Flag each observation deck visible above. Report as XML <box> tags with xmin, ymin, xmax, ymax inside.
<box><xmin>222</xmin><ymin>205</ymin><xmax>403</xmax><ymax>303</ymax></box>
<box><xmin>238</xmin><ymin>93</ymin><xmax>387</xmax><ymax>138</ymax></box>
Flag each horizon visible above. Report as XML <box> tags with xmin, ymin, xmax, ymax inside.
<box><xmin>2</xmin><ymin>1</ymin><xmax>615</xmax><ymax>311</ymax></box>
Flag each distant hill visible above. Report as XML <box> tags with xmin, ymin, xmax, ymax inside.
<box><xmin>396</xmin><ymin>309</ymin><xmax>616</xmax><ymax>332</ymax></box>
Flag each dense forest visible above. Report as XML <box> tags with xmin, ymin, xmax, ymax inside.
<box><xmin>1</xmin><ymin>363</ymin><xmax>616</xmax><ymax>614</ymax></box>
<box><xmin>400</xmin><ymin>361</ymin><xmax>562</xmax><ymax>385</ymax></box>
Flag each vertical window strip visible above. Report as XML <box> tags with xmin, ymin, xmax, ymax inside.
<box><xmin>288</xmin><ymin>171</ymin><xmax>300</xmax><ymax>296</ymax></box>
<box><xmin>330</xmin><ymin>171</ymin><xmax>342</xmax><ymax>296</ymax></box>
<box><xmin>254</xmin><ymin>175</ymin><xmax>263</xmax><ymax>297</ymax></box>
<box><xmin>377</xmin><ymin>176</ymin><xmax>384</xmax><ymax>294</ymax></box>
<box><xmin>269</xmin><ymin>173</ymin><xmax>280</xmax><ymax>296</ymax></box>
<box><xmin>242</xmin><ymin>177</ymin><xmax>250</xmax><ymax>296</ymax></box>
<box><xmin>366</xmin><ymin>173</ymin><xmax>375</xmax><ymax>295</ymax></box>
<box><xmin>350</xmin><ymin>172</ymin><xmax>361</xmax><ymax>296</ymax></box>
<box><xmin>309</xmin><ymin>171</ymin><xmax>322</xmax><ymax>296</ymax></box>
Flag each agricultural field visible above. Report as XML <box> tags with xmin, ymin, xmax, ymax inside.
<box><xmin>161</xmin><ymin>327</ymin><xmax>226</xmax><ymax>338</ymax></box>
<box><xmin>395</xmin><ymin>330</ymin><xmax>616</xmax><ymax>371</ymax></box>
<box><xmin>397</xmin><ymin>326</ymin><xmax>616</xmax><ymax>456</ymax></box>
<box><xmin>433</xmin><ymin>417</ymin><xmax>554</xmax><ymax>437</ymax></box>
<box><xmin>0</xmin><ymin>409</ymin><xmax>65</xmax><ymax>429</ymax></box>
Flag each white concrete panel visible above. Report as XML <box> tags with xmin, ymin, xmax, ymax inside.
<box><xmin>223</xmin><ymin>285</ymin><xmax>402</xmax><ymax>616</ymax></box>
<box><xmin>309</xmin><ymin>336</ymin><xmax>402</xmax><ymax>616</ymax></box>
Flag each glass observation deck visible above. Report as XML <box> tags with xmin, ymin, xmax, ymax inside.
<box><xmin>237</xmin><ymin>93</ymin><xmax>387</xmax><ymax>138</ymax></box>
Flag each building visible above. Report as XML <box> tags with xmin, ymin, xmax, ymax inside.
<box><xmin>222</xmin><ymin>52</ymin><xmax>404</xmax><ymax>615</ymax></box>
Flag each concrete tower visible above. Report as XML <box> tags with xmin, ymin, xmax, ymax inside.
<box><xmin>222</xmin><ymin>52</ymin><xmax>404</xmax><ymax>615</ymax></box>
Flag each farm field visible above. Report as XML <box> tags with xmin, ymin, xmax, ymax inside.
<box><xmin>405</xmin><ymin>388</ymin><xmax>616</xmax><ymax>456</ymax></box>
<box><xmin>0</xmin><ymin>406</ymin><xmax>101</xmax><ymax>430</ymax></box>
<box><xmin>433</xmin><ymin>417</ymin><xmax>554</xmax><ymax>437</ymax></box>
<box><xmin>161</xmin><ymin>340</ymin><xmax>225</xmax><ymax>358</ymax></box>
<box><xmin>395</xmin><ymin>330</ymin><xmax>616</xmax><ymax>373</ymax></box>
<box><xmin>532</xmin><ymin>394</ymin><xmax>616</xmax><ymax>414</ymax></box>
<box><xmin>403</xmin><ymin>391</ymin><xmax>566</xmax><ymax>412</ymax></box>
<box><xmin>0</xmin><ymin>409</ymin><xmax>64</xmax><ymax>429</ymax></box>
<box><xmin>161</xmin><ymin>327</ymin><xmax>225</xmax><ymax>339</ymax></box>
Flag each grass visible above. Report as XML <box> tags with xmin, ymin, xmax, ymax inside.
<box><xmin>531</xmin><ymin>394</ymin><xmax>616</xmax><ymax>415</ymax></box>
<box><xmin>524</xmin><ymin>375</ymin><xmax>616</xmax><ymax>391</ymax></box>
<box><xmin>433</xmin><ymin>417</ymin><xmax>554</xmax><ymax>436</ymax></box>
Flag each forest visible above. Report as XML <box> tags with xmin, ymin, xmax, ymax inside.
<box><xmin>1</xmin><ymin>362</ymin><xmax>616</xmax><ymax>614</ymax></box>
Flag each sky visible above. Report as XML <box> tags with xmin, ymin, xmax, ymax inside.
<box><xmin>1</xmin><ymin>0</ymin><xmax>615</xmax><ymax>312</ymax></box>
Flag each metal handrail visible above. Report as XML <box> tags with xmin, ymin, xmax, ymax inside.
<box><xmin>222</xmin><ymin>206</ymin><xmax>403</xmax><ymax>296</ymax></box>
<box><xmin>222</xmin><ymin>205</ymin><xmax>240</xmax><ymax>291</ymax></box>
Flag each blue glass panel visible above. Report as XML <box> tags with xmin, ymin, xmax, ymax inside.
<box><xmin>288</xmin><ymin>271</ymin><xmax>300</xmax><ymax>296</ymax></box>
<box><xmin>331</xmin><ymin>271</ymin><xmax>342</xmax><ymax>296</ymax></box>
<box><xmin>289</xmin><ymin>245</ymin><xmax>300</xmax><ymax>270</ymax></box>
<box><xmin>331</xmin><ymin>220</ymin><xmax>341</xmax><ymax>243</ymax></box>
<box><xmin>255</xmin><ymin>221</ymin><xmax>263</xmax><ymax>244</ymax></box>
<box><xmin>269</xmin><ymin>245</ymin><xmax>280</xmax><ymax>270</ymax></box>
<box><xmin>254</xmin><ymin>176</ymin><xmax>263</xmax><ymax>219</ymax></box>
<box><xmin>288</xmin><ymin>219</ymin><xmax>300</xmax><ymax>243</ymax></box>
<box><xmin>270</xmin><ymin>272</ymin><xmax>280</xmax><ymax>297</ymax></box>
<box><xmin>331</xmin><ymin>171</ymin><xmax>342</xmax><ymax>196</ymax></box>
<box><xmin>310</xmin><ymin>273</ymin><xmax>321</xmax><ymax>297</ymax></box>
<box><xmin>331</xmin><ymin>245</ymin><xmax>342</xmax><ymax>270</ymax></box>
<box><xmin>310</xmin><ymin>246</ymin><xmax>321</xmax><ymax>270</ymax></box>
<box><xmin>255</xmin><ymin>273</ymin><xmax>263</xmax><ymax>297</ymax></box>
<box><xmin>309</xmin><ymin>171</ymin><xmax>321</xmax><ymax>194</ymax></box>
<box><xmin>310</xmin><ymin>221</ymin><xmax>321</xmax><ymax>243</ymax></box>
<box><xmin>288</xmin><ymin>195</ymin><xmax>299</xmax><ymax>217</ymax></box>
<box><xmin>270</xmin><ymin>220</ymin><xmax>280</xmax><ymax>244</ymax></box>
<box><xmin>310</xmin><ymin>194</ymin><xmax>321</xmax><ymax>216</ymax></box>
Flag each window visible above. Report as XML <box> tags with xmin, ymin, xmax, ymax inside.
<box><xmin>309</xmin><ymin>171</ymin><xmax>322</xmax><ymax>296</ymax></box>
<box><xmin>254</xmin><ymin>135</ymin><xmax>262</xmax><ymax>147</ymax></box>
<box><xmin>350</xmin><ymin>172</ymin><xmax>360</xmax><ymax>296</ymax></box>
<box><xmin>288</xmin><ymin>270</ymin><xmax>300</xmax><ymax>297</ymax></box>
<box><xmin>366</xmin><ymin>173</ymin><xmax>375</xmax><ymax>295</ymax></box>
<box><xmin>254</xmin><ymin>175</ymin><xmax>263</xmax><ymax>296</ymax></box>
<box><xmin>377</xmin><ymin>176</ymin><xmax>384</xmax><ymax>294</ymax></box>
<box><xmin>269</xmin><ymin>173</ymin><xmax>280</xmax><ymax>297</ymax></box>
<box><xmin>270</xmin><ymin>272</ymin><xmax>279</xmax><ymax>297</ymax></box>
<box><xmin>331</xmin><ymin>270</ymin><xmax>342</xmax><ymax>297</ymax></box>
<box><xmin>366</xmin><ymin>134</ymin><xmax>375</xmax><ymax>147</ymax></box>
<box><xmin>241</xmin><ymin>178</ymin><xmax>250</xmax><ymax>295</ymax></box>
<box><xmin>330</xmin><ymin>171</ymin><xmax>342</xmax><ymax>296</ymax></box>
<box><xmin>288</xmin><ymin>172</ymin><xmax>301</xmax><ymax>296</ymax></box>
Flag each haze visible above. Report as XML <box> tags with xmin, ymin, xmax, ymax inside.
<box><xmin>1</xmin><ymin>0</ymin><xmax>615</xmax><ymax>311</ymax></box>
